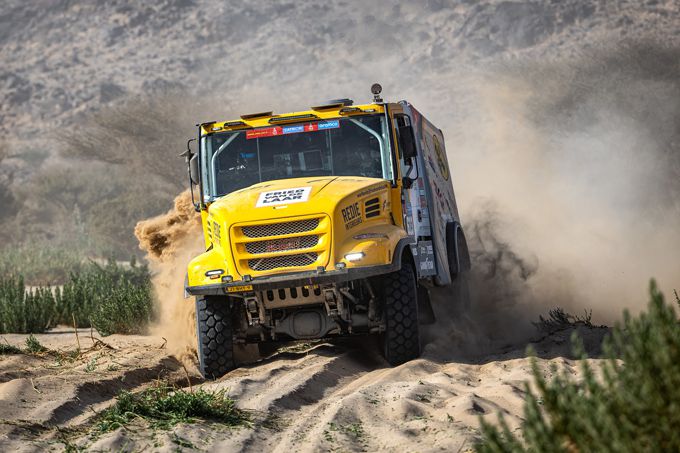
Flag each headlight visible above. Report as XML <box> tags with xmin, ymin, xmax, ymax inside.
<box><xmin>344</xmin><ymin>252</ymin><xmax>365</xmax><ymax>262</ymax></box>
<box><xmin>205</xmin><ymin>269</ymin><xmax>225</xmax><ymax>279</ymax></box>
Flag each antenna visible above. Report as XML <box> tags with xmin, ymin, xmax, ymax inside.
<box><xmin>371</xmin><ymin>83</ymin><xmax>383</xmax><ymax>103</ymax></box>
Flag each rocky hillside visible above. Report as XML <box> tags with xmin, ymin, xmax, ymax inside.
<box><xmin>1</xmin><ymin>0</ymin><xmax>678</xmax><ymax>145</ymax></box>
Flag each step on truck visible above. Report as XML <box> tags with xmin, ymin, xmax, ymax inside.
<box><xmin>183</xmin><ymin>84</ymin><xmax>470</xmax><ymax>379</ymax></box>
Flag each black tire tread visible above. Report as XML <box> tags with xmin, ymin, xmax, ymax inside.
<box><xmin>446</xmin><ymin>222</ymin><xmax>459</xmax><ymax>280</ymax></box>
<box><xmin>383</xmin><ymin>263</ymin><xmax>421</xmax><ymax>365</ymax></box>
<box><xmin>196</xmin><ymin>296</ymin><xmax>235</xmax><ymax>379</ymax></box>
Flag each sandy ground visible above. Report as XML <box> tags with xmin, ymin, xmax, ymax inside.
<box><xmin>0</xmin><ymin>323</ymin><xmax>609</xmax><ymax>452</ymax></box>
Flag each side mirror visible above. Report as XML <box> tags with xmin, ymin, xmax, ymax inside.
<box><xmin>181</xmin><ymin>138</ymin><xmax>201</xmax><ymax>212</ymax></box>
<box><xmin>182</xmin><ymin>138</ymin><xmax>199</xmax><ymax>185</ymax></box>
<box><xmin>189</xmin><ymin>154</ymin><xmax>199</xmax><ymax>185</ymax></box>
<box><xmin>399</xmin><ymin>124</ymin><xmax>417</xmax><ymax>159</ymax></box>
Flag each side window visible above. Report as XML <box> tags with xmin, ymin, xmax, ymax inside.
<box><xmin>394</xmin><ymin>114</ymin><xmax>417</xmax><ymax>180</ymax></box>
<box><xmin>394</xmin><ymin>114</ymin><xmax>416</xmax><ymax>161</ymax></box>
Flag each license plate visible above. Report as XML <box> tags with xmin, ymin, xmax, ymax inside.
<box><xmin>266</xmin><ymin>237</ymin><xmax>301</xmax><ymax>252</ymax></box>
<box><xmin>227</xmin><ymin>285</ymin><xmax>253</xmax><ymax>293</ymax></box>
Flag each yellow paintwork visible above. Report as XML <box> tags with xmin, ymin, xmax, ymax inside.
<box><xmin>187</xmin><ymin>103</ymin><xmax>411</xmax><ymax>290</ymax></box>
<box><xmin>187</xmin><ymin>176</ymin><xmax>407</xmax><ymax>288</ymax></box>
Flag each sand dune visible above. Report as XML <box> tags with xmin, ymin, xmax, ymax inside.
<box><xmin>0</xmin><ymin>323</ymin><xmax>608</xmax><ymax>451</ymax></box>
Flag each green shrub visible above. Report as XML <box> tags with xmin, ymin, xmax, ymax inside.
<box><xmin>90</xmin><ymin>278</ymin><xmax>153</xmax><ymax>336</ymax></box>
<box><xmin>0</xmin><ymin>245</ymin><xmax>84</xmax><ymax>285</ymax></box>
<box><xmin>477</xmin><ymin>280</ymin><xmax>680</xmax><ymax>452</ymax></box>
<box><xmin>0</xmin><ymin>260</ymin><xmax>152</xmax><ymax>336</ymax></box>
<box><xmin>58</xmin><ymin>259</ymin><xmax>153</xmax><ymax>335</ymax></box>
<box><xmin>96</xmin><ymin>382</ymin><xmax>251</xmax><ymax>432</ymax></box>
<box><xmin>0</xmin><ymin>343</ymin><xmax>22</xmax><ymax>354</ymax></box>
<box><xmin>0</xmin><ymin>275</ymin><xmax>56</xmax><ymax>334</ymax></box>
<box><xmin>25</xmin><ymin>334</ymin><xmax>47</xmax><ymax>353</ymax></box>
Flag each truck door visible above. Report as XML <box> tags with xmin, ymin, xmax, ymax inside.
<box><xmin>389</xmin><ymin>105</ymin><xmax>437</xmax><ymax>278</ymax></box>
<box><xmin>394</xmin><ymin>114</ymin><xmax>428</xmax><ymax>238</ymax></box>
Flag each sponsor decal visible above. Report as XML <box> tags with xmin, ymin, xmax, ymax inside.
<box><xmin>213</xmin><ymin>221</ymin><xmax>221</xmax><ymax>245</ymax></box>
<box><xmin>256</xmin><ymin>186</ymin><xmax>312</xmax><ymax>207</ymax></box>
<box><xmin>247</xmin><ymin>121</ymin><xmax>339</xmax><ymax>140</ymax></box>
<box><xmin>246</xmin><ymin>127</ymin><xmax>282</xmax><ymax>139</ymax></box>
<box><xmin>318</xmin><ymin>120</ymin><xmax>339</xmax><ymax>130</ymax></box>
<box><xmin>282</xmin><ymin>125</ymin><xmax>304</xmax><ymax>134</ymax></box>
<box><xmin>265</xmin><ymin>237</ymin><xmax>302</xmax><ymax>252</ymax></box>
<box><xmin>341</xmin><ymin>202</ymin><xmax>362</xmax><ymax>230</ymax></box>
<box><xmin>356</xmin><ymin>183</ymin><xmax>386</xmax><ymax>198</ymax></box>
<box><xmin>433</xmin><ymin>134</ymin><xmax>450</xmax><ymax>180</ymax></box>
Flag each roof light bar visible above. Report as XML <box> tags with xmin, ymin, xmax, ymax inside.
<box><xmin>223</xmin><ymin>120</ymin><xmax>249</xmax><ymax>128</ymax></box>
<box><xmin>339</xmin><ymin>107</ymin><xmax>362</xmax><ymax>115</ymax></box>
<box><xmin>268</xmin><ymin>114</ymin><xmax>318</xmax><ymax>124</ymax></box>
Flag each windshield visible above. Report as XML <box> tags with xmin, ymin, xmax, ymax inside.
<box><xmin>201</xmin><ymin>114</ymin><xmax>393</xmax><ymax>200</ymax></box>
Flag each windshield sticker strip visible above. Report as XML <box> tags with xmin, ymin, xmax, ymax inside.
<box><xmin>246</xmin><ymin>127</ymin><xmax>283</xmax><ymax>139</ymax></box>
<box><xmin>246</xmin><ymin>121</ymin><xmax>339</xmax><ymax>140</ymax></box>
<box><xmin>317</xmin><ymin>120</ymin><xmax>339</xmax><ymax>129</ymax></box>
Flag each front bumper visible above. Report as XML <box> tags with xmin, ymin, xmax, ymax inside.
<box><xmin>185</xmin><ymin>263</ymin><xmax>398</xmax><ymax>296</ymax></box>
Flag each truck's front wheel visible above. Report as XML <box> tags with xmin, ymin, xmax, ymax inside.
<box><xmin>196</xmin><ymin>296</ymin><xmax>235</xmax><ymax>379</ymax></box>
<box><xmin>381</xmin><ymin>262</ymin><xmax>421</xmax><ymax>365</ymax></box>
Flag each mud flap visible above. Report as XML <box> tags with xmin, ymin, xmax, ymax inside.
<box><xmin>417</xmin><ymin>285</ymin><xmax>436</xmax><ymax>324</ymax></box>
<box><xmin>411</xmin><ymin>241</ymin><xmax>437</xmax><ymax>279</ymax></box>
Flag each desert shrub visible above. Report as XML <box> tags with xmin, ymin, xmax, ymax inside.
<box><xmin>58</xmin><ymin>259</ymin><xmax>152</xmax><ymax>335</ymax></box>
<box><xmin>57</xmin><ymin>93</ymin><xmax>199</xmax><ymax>191</ymax></box>
<box><xmin>0</xmin><ymin>275</ymin><xmax>56</xmax><ymax>333</ymax></box>
<box><xmin>0</xmin><ymin>260</ymin><xmax>152</xmax><ymax>335</ymax></box>
<box><xmin>477</xmin><ymin>280</ymin><xmax>680</xmax><ymax>452</ymax></box>
<box><xmin>532</xmin><ymin>307</ymin><xmax>592</xmax><ymax>332</ymax></box>
<box><xmin>96</xmin><ymin>381</ymin><xmax>251</xmax><ymax>432</ymax></box>
<box><xmin>0</xmin><ymin>343</ymin><xmax>22</xmax><ymax>354</ymax></box>
<box><xmin>90</xmin><ymin>278</ymin><xmax>153</xmax><ymax>336</ymax></box>
<box><xmin>24</xmin><ymin>334</ymin><xmax>47</xmax><ymax>353</ymax></box>
<box><xmin>0</xmin><ymin>245</ymin><xmax>84</xmax><ymax>285</ymax></box>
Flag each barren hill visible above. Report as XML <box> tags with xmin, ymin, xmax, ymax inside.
<box><xmin>2</xmin><ymin>0</ymin><xmax>678</xmax><ymax>144</ymax></box>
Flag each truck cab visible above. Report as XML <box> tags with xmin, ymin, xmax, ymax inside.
<box><xmin>184</xmin><ymin>85</ymin><xmax>470</xmax><ymax>378</ymax></box>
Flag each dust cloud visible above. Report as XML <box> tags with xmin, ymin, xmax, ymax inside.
<box><xmin>449</xmin><ymin>42</ymin><xmax>680</xmax><ymax>339</ymax></box>
<box><xmin>134</xmin><ymin>190</ymin><xmax>203</xmax><ymax>360</ymax></box>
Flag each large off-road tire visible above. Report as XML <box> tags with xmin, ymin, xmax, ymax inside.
<box><xmin>381</xmin><ymin>261</ymin><xmax>421</xmax><ymax>365</ymax></box>
<box><xmin>446</xmin><ymin>223</ymin><xmax>472</xmax><ymax>315</ymax></box>
<box><xmin>445</xmin><ymin>223</ymin><xmax>460</xmax><ymax>280</ymax></box>
<box><xmin>196</xmin><ymin>296</ymin><xmax>235</xmax><ymax>379</ymax></box>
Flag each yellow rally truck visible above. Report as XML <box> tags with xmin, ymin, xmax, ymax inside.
<box><xmin>184</xmin><ymin>85</ymin><xmax>470</xmax><ymax>378</ymax></box>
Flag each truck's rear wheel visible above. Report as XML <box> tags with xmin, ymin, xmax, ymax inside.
<box><xmin>196</xmin><ymin>296</ymin><xmax>235</xmax><ymax>380</ymax></box>
<box><xmin>446</xmin><ymin>223</ymin><xmax>472</xmax><ymax>314</ymax></box>
<box><xmin>381</xmin><ymin>261</ymin><xmax>421</xmax><ymax>365</ymax></box>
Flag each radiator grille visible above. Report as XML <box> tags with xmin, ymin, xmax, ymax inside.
<box><xmin>245</xmin><ymin>235</ymin><xmax>319</xmax><ymax>254</ymax></box>
<box><xmin>242</xmin><ymin>218</ymin><xmax>320</xmax><ymax>238</ymax></box>
<box><xmin>248</xmin><ymin>253</ymin><xmax>318</xmax><ymax>271</ymax></box>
